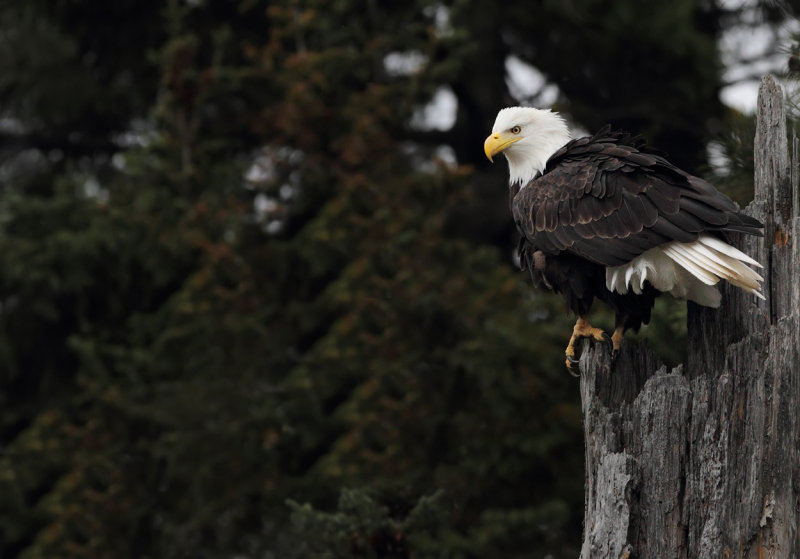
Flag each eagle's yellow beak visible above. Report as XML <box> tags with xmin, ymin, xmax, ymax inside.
<box><xmin>484</xmin><ymin>132</ymin><xmax>521</xmax><ymax>162</ymax></box>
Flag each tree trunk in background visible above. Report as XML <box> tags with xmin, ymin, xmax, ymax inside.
<box><xmin>578</xmin><ymin>75</ymin><xmax>800</xmax><ymax>558</ymax></box>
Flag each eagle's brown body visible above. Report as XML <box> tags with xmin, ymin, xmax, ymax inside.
<box><xmin>485</xmin><ymin>107</ymin><xmax>763</xmax><ymax>368</ymax></box>
<box><xmin>510</xmin><ymin>126</ymin><xmax>762</xmax><ymax>333</ymax></box>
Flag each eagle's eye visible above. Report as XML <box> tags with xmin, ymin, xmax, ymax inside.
<box><xmin>510</xmin><ymin>125</ymin><xmax>522</xmax><ymax>134</ymax></box>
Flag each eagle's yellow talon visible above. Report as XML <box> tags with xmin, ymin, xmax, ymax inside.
<box><xmin>564</xmin><ymin>315</ymin><xmax>607</xmax><ymax>373</ymax></box>
<box><xmin>565</xmin><ymin>355</ymin><xmax>581</xmax><ymax>377</ymax></box>
<box><xmin>571</xmin><ymin>316</ymin><xmax>607</xmax><ymax>343</ymax></box>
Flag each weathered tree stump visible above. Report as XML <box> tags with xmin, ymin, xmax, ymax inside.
<box><xmin>578</xmin><ymin>75</ymin><xmax>800</xmax><ymax>558</ymax></box>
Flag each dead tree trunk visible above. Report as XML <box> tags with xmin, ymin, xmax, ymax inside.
<box><xmin>578</xmin><ymin>75</ymin><xmax>800</xmax><ymax>558</ymax></box>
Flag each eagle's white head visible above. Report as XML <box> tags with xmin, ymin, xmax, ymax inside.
<box><xmin>484</xmin><ymin>107</ymin><xmax>571</xmax><ymax>186</ymax></box>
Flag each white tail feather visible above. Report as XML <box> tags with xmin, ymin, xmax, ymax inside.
<box><xmin>661</xmin><ymin>245</ymin><xmax>719</xmax><ymax>285</ymax></box>
<box><xmin>672</xmin><ymin>243</ymin><xmax>736</xmax><ymax>281</ymax></box>
<box><xmin>698</xmin><ymin>235</ymin><xmax>763</xmax><ymax>268</ymax></box>
<box><xmin>606</xmin><ymin>234</ymin><xmax>764</xmax><ymax>307</ymax></box>
<box><xmin>684</xmin><ymin>241</ymin><xmax>763</xmax><ymax>285</ymax></box>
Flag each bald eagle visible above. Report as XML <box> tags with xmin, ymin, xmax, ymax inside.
<box><xmin>484</xmin><ymin>107</ymin><xmax>764</xmax><ymax>371</ymax></box>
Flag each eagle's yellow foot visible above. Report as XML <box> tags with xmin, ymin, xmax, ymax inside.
<box><xmin>611</xmin><ymin>325</ymin><xmax>625</xmax><ymax>360</ymax></box>
<box><xmin>565</xmin><ymin>316</ymin><xmax>609</xmax><ymax>374</ymax></box>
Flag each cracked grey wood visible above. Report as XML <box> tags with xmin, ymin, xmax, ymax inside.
<box><xmin>578</xmin><ymin>75</ymin><xmax>800</xmax><ymax>559</ymax></box>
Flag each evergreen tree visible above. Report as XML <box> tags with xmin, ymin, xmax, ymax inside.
<box><xmin>0</xmin><ymin>1</ymin><xmax>767</xmax><ymax>557</ymax></box>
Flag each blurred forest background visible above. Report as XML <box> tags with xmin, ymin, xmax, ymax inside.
<box><xmin>0</xmin><ymin>1</ymin><xmax>797</xmax><ymax>557</ymax></box>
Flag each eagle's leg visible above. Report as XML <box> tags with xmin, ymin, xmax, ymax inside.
<box><xmin>611</xmin><ymin>325</ymin><xmax>625</xmax><ymax>360</ymax></box>
<box><xmin>610</xmin><ymin>314</ymin><xmax>628</xmax><ymax>361</ymax></box>
<box><xmin>565</xmin><ymin>315</ymin><xmax>609</xmax><ymax>372</ymax></box>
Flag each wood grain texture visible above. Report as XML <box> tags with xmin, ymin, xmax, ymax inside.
<box><xmin>578</xmin><ymin>75</ymin><xmax>800</xmax><ymax>558</ymax></box>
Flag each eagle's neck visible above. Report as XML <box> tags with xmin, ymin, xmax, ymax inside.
<box><xmin>506</xmin><ymin>124</ymin><xmax>571</xmax><ymax>186</ymax></box>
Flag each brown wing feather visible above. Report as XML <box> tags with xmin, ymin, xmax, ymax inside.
<box><xmin>512</xmin><ymin>130</ymin><xmax>763</xmax><ymax>268</ymax></box>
